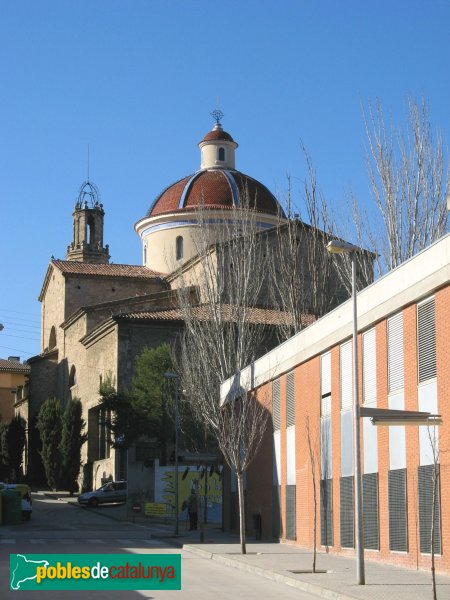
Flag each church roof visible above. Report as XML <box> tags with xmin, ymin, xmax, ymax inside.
<box><xmin>39</xmin><ymin>260</ymin><xmax>168</xmax><ymax>302</ymax></box>
<box><xmin>0</xmin><ymin>358</ymin><xmax>30</xmax><ymax>373</ymax></box>
<box><xmin>147</xmin><ymin>170</ymin><xmax>282</xmax><ymax>217</ymax></box>
<box><xmin>116</xmin><ymin>305</ymin><xmax>315</xmax><ymax>327</ymax></box>
<box><xmin>51</xmin><ymin>260</ymin><xmax>166</xmax><ymax>279</ymax></box>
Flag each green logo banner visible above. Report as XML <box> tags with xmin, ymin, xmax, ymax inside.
<box><xmin>10</xmin><ymin>553</ymin><xmax>181</xmax><ymax>591</ymax></box>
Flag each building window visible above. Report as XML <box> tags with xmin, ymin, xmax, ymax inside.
<box><xmin>340</xmin><ymin>476</ymin><xmax>355</xmax><ymax>548</ymax></box>
<box><xmin>388</xmin><ymin>468</ymin><xmax>408</xmax><ymax>551</ymax></box>
<box><xmin>285</xmin><ymin>371</ymin><xmax>296</xmax><ymax>540</ymax></box>
<box><xmin>86</xmin><ymin>216</ymin><xmax>95</xmax><ymax>245</ymax></box>
<box><xmin>418</xmin><ymin>464</ymin><xmax>441</xmax><ymax>554</ymax></box>
<box><xmin>49</xmin><ymin>326</ymin><xmax>56</xmax><ymax>351</ymax></box>
<box><xmin>272</xmin><ymin>378</ymin><xmax>281</xmax><ymax>534</ymax></box>
<box><xmin>362</xmin><ymin>328</ymin><xmax>376</xmax><ymax>405</ymax></box>
<box><xmin>363</xmin><ymin>473</ymin><xmax>380</xmax><ymax>550</ymax></box>
<box><xmin>272</xmin><ymin>379</ymin><xmax>280</xmax><ymax>432</ymax></box>
<box><xmin>320</xmin><ymin>352</ymin><xmax>332</xmax><ymax>478</ymax></box>
<box><xmin>286</xmin><ymin>371</ymin><xmax>295</xmax><ymax>428</ymax></box>
<box><xmin>218</xmin><ymin>147</ymin><xmax>226</xmax><ymax>161</ymax></box>
<box><xmin>69</xmin><ymin>365</ymin><xmax>77</xmax><ymax>387</ymax></box>
<box><xmin>340</xmin><ymin>341</ymin><xmax>352</xmax><ymax>411</ymax></box>
<box><xmin>387</xmin><ymin>312</ymin><xmax>404</xmax><ymax>393</ymax></box>
<box><xmin>285</xmin><ymin>485</ymin><xmax>296</xmax><ymax>541</ymax></box>
<box><xmin>340</xmin><ymin>342</ymin><xmax>353</xmax><ymax>477</ymax></box>
<box><xmin>417</xmin><ymin>297</ymin><xmax>436</xmax><ymax>383</ymax></box>
<box><xmin>320</xmin><ymin>352</ymin><xmax>333</xmax><ymax>546</ymax></box>
<box><xmin>176</xmin><ymin>236</ymin><xmax>183</xmax><ymax>260</ymax></box>
<box><xmin>143</xmin><ymin>244</ymin><xmax>147</xmax><ymax>265</ymax></box>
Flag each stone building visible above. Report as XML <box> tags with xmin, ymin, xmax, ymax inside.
<box><xmin>26</xmin><ymin>116</ymin><xmax>362</xmax><ymax>492</ymax></box>
<box><xmin>0</xmin><ymin>357</ymin><xmax>30</xmax><ymax>423</ymax></box>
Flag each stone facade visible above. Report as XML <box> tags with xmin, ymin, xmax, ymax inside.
<box><xmin>25</xmin><ymin>120</ymin><xmax>372</xmax><ymax>496</ymax></box>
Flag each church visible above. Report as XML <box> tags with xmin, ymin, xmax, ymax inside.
<box><xmin>23</xmin><ymin>115</ymin><xmax>354</xmax><ymax>498</ymax></box>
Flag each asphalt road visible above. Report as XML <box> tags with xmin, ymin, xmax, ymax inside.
<box><xmin>0</xmin><ymin>493</ymin><xmax>319</xmax><ymax>599</ymax></box>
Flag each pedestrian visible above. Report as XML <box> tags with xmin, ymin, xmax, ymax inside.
<box><xmin>187</xmin><ymin>490</ymin><xmax>198</xmax><ymax>531</ymax></box>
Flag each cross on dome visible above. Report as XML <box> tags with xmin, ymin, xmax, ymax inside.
<box><xmin>211</xmin><ymin>109</ymin><xmax>224</xmax><ymax>126</ymax></box>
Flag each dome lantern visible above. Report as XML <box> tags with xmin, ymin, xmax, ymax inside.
<box><xmin>198</xmin><ymin>112</ymin><xmax>238</xmax><ymax>170</ymax></box>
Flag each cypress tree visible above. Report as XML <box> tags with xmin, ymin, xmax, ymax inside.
<box><xmin>59</xmin><ymin>398</ymin><xmax>87</xmax><ymax>494</ymax></box>
<box><xmin>37</xmin><ymin>398</ymin><xmax>62</xmax><ymax>490</ymax></box>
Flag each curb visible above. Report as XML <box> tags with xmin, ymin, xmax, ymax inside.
<box><xmin>183</xmin><ymin>544</ymin><xmax>360</xmax><ymax>600</ymax></box>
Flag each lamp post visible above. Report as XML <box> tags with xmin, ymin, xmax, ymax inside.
<box><xmin>327</xmin><ymin>240</ymin><xmax>365</xmax><ymax>585</ymax></box>
<box><xmin>164</xmin><ymin>371</ymin><xmax>179</xmax><ymax>536</ymax></box>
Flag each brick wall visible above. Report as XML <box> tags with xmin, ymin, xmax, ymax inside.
<box><xmin>245</xmin><ymin>283</ymin><xmax>450</xmax><ymax>574</ymax></box>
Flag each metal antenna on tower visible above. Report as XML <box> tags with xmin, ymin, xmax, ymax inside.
<box><xmin>211</xmin><ymin>109</ymin><xmax>223</xmax><ymax>125</ymax></box>
<box><xmin>87</xmin><ymin>144</ymin><xmax>90</xmax><ymax>182</ymax></box>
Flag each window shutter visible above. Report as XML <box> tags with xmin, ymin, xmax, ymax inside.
<box><xmin>340</xmin><ymin>476</ymin><xmax>354</xmax><ymax>548</ymax></box>
<box><xmin>340</xmin><ymin>342</ymin><xmax>352</xmax><ymax>410</ymax></box>
<box><xmin>285</xmin><ymin>485</ymin><xmax>296</xmax><ymax>540</ymax></box>
<box><xmin>363</xmin><ymin>473</ymin><xmax>379</xmax><ymax>550</ymax></box>
<box><xmin>388</xmin><ymin>313</ymin><xmax>404</xmax><ymax>392</ymax></box>
<box><xmin>321</xmin><ymin>352</ymin><xmax>331</xmax><ymax>396</ymax></box>
<box><xmin>363</xmin><ymin>329</ymin><xmax>377</xmax><ymax>405</ymax></box>
<box><xmin>418</xmin><ymin>464</ymin><xmax>441</xmax><ymax>554</ymax></box>
<box><xmin>320</xmin><ymin>479</ymin><xmax>333</xmax><ymax>547</ymax></box>
<box><xmin>388</xmin><ymin>468</ymin><xmax>408</xmax><ymax>552</ymax></box>
<box><xmin>321</xmin><ymin>352</ymin><xmax>332</xmax><ymax>417</ymax></box>
<box><xmin>286</xmin><ymin>371</ymin><xmax>295</xmax><ymax>427</ymax></box>
<box><xmin>273</xmin><ymin>379</ymin><xmax>280</xmax><ymax>431</ymax></box>
<box><xmin>417</xmin><ymin>298</ymin><xmax>436</xmax><ymax>383</ymax></box>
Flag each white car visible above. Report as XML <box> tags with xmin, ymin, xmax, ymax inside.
<box><xmin>78</xmin><ymin>481</ymin><xmax>127</xmax><ymax>507</ymax></box>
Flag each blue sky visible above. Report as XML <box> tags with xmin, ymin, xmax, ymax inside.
<box><xmin>0</xmin><ymin>0</ymin><xmax>449</xmax><ymax>359</ymax></box>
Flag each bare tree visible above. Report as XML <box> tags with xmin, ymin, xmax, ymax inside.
<box><xmin>176</xmin><ymin>199</ymin><xmax>273</xmax><ymax>553</ymax></box>
<box><xmin>306</xmin><ymin>415</ymin><xmax>318</xmax><ymax>573</ymax></box>
<box><xmin>268</xmin><ymin>146</ymin><xmax>365</xmax><ymax>342</ymax></box>
<box><xmin>427</xmin><ymin>426</ymin><xmax>441</xmax><ymax>600</ymax></box>
<box><xmin>363</xmin><ymin>96</ymin><xmax>449</xmax><ymax>272</ymax></box>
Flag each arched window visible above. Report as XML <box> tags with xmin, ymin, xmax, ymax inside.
<box><xmin>86</xmin><ymin>216</ymin><xmax>95</xmax><ymax>245</ymax></box>
<box><xmin>48</xmin><ymin>326</ymin><xmax>56</xmax><ymax>350</ymax></box>
<box><xmin>176</xmin><ymin>236</ymin><xmax>183</xmax><ymax>260</ymax></box>
<box><xmin>143</xmin><ymin>244</ymin><xmax>147</xmax><ymax>265</ymax></box>
<box><xmin>69</xmin><ymin>365</ymin><xmax>77</xmax><ymax>387</ymax></box>
<box><xmin>218</xmin><ymin>147</ymin><xmax>226</xmax><ymax>161</ymax></box>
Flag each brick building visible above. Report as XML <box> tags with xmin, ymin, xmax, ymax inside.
<box><xmin>221</xmin><ymin>234</ymin><xmax>450</xmax><ymax>574</ymax></box>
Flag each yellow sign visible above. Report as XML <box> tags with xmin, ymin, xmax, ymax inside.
<box><xmin>144</xmin><ymin>502</ymin><xmax>167</xmax><ymax>517</ymax></box>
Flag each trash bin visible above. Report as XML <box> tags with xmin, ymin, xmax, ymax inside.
<box><xmin>2</xmin><ymin>490</ymin><xmax>22</xmax><ymax>525</ymax></box>
<box><xmin>252</xmin><ymin>513</ymin><xmax>262</xmax><ymax>540</ymax></box>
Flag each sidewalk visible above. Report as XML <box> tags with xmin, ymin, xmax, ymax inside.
<box><xmin>43</xmin><ymin>491</ymin><xmax>450</xmax><ymax>600</ymax></box>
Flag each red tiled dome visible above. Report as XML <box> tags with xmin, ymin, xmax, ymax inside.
<box><xmin>200</xmin><ymin>128</ymin><xmax>235</xmax><ymax>143</ymax></box>
<box><xmin>147</xmin><ymin>170</ymin><xmax>282</xmax><ymax>217</ymax></box>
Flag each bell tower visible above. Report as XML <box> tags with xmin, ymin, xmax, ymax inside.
<box><xmin>66</xmin><ymin>181</ymin><xmax>110</xmax><ymax>264</ymax></box>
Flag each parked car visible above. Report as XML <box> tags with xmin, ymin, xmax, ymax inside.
<box><xmin>78</xmin><ymin>481</ymin><xmax>127</xmax><ymax>507</ymax></box>
<box><xmin>0</xmin><ymin>482</ymin><xmax>33</xmax><ymax>520</ymax></box>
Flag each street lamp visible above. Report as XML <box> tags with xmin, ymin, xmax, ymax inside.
<box><xmin>327</xmin><ymin>239</ymin><xmax>365</xmax><ymax>585</ymax></box>
<box><xmin>164</xmin><ymin>371</ymin><xmax>180</xmax><ymax>536</ymax></box>
<box><xmin>360</xmin><ymin>406</ymin><xmax>443</xmax><ymax>427</ymax></box>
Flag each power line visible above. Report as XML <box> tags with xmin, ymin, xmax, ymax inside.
<box><xmin>0</xmin><ymin>345</ymin><xmax>35</xmax><ymax>357</ymax></box>
<box><xmin>1</xmin><ymin>334</ymin><xmax>39</xmax><ymax>341</ymax></box>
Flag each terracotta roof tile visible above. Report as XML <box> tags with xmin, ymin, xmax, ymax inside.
<box><xmin>148</xmin><ymin>170</ymin><xmax>281</xmax><ymax>217</ymax></box>
<box><xmin>117</xmin><ymin>305</ymin><xmax>315</xmax><ymax>327</ymax></box>
<box><xmin>147</xmin><ymin>176</ymin><xmax>191</xmax><ymax>216</ymax></box>
<box><xmin>200</xmin><ymin>129</ymin><xmax>235</xmax><ymax>143</ymax></box>
<box><xmin>52</xmin><ymin>260</ymin><xmax>167</xmax><ymax>279</ymax></box>
<box><xmin>0</xmin><ymin>359</ymin><xmax>30</xmax><ymax>373</ymax></box>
